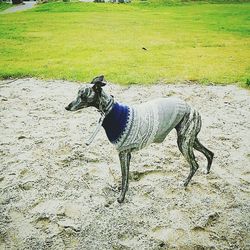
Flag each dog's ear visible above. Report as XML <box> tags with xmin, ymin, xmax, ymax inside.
<box><xmin>91</xmin><ymin>75</ymin><xmax>106</xmax><ymax>93</ymax></box>
<box><xmin>91</xmin><ymin>75</ymin><xmax>106</xmax><ymax>86</ymax></box>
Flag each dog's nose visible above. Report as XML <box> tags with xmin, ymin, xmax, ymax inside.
<box><xmin>65</xmin><ymin>105</ymin><xmax>70</xmax><ymax>111</ymax></box>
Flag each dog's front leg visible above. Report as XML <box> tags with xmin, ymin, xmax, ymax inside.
<box><xmin>117</xmin><ymin>150</ymin><xmax>131</xmax><ymax>203</ymax></box>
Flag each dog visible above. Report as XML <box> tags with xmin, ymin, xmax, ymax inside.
<box><xmin>65</xmin><ymin>75</ymin><xmax>214</xmax><ymax>203</ymax></box>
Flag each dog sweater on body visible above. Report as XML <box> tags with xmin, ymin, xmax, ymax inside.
<box><xmin>102</xmin><ymin>98</ymin><xmax>190</xmax><ymax>152</ymax></box>
<box><xmin>102</xmin><ymin>102</ymin><xmax>130</xmax><ymax>143</ymax></box>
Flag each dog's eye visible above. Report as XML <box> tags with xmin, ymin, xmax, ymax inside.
<box><xmin>78</xmin><ymin>89</ymin><xmax>85</xmax><ymax>97</ymax></box>
<box><xmin>80</xmin><ymin>93</ymin><xmax>86</xmax><ymax>99</ymax></box>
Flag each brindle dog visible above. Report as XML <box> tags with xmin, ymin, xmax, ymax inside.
<box><xmin>65</xmin><ymin>76</ymin><xmax>214</xmax><ymax>203</ymax></box>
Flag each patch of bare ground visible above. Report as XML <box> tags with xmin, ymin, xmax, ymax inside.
<box><xmin>0</xmin><ymin>78</ymin><xmax>249</xmax><ymax>249</ymax></box>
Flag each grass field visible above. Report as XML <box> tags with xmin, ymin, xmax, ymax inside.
<box><xmin>0</xmin><ymin>2</ymin><xmax>11</xmax><ymax>11</ymax></box>
<box><xmin>0</xmin><ymin>1</ymin><xmax>249</xmax><ymax>85</ymax></box>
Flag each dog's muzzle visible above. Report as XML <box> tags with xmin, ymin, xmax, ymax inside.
<box><xmin>65</xmin><ymin>104</ymin><xmax>71</xmax><ymax>111</ymax></box>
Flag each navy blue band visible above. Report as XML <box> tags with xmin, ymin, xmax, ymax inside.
<box><xmin>102</xmin><ymin>102</ymin><xmax>129</xmax><ymax>143</ymax></box>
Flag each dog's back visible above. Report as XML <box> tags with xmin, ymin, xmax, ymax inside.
<box><xmin>149</xmin><ymin>97</ymin><xmax>190</xmax><ymax>143</ymax></box>
<box><xmin>110</xmin><ymin>97</ymin><xmax>190</xmax><ymax>152</ymax></box>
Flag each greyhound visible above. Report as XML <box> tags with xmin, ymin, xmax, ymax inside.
<box><xmin>65</xmin><ymin>76</ymin><xmax>214</xmax><ymax>203</ymax></box>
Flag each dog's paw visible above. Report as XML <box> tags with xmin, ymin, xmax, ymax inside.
<box><xmin>117</xmin><ymin>194</ymin><xmax>125</xmax><ymax>203</ymax></box>
<box><xmin>178</xmin><ymin>180</ymin><xmax>189</xmax><ymax>189</ymax></box>
<box><xmin>117</xmin><ymin>196</ymin><xmax>125</xmax><ymax>203</ymax></box>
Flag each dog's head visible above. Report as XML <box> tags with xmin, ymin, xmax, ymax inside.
<box><xmin>65</xmin><ymin>75</ymin><xmax>106</xmax><ymax>111</ymax></box>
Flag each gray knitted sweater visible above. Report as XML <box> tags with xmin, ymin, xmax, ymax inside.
<box><xmin>103</xmin><ymin>97</ymin><xmax>190</xmax><ymax>152</ymax></box>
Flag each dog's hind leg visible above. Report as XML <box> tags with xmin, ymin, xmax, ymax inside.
<box><xmin>188</xmin><ymin>108</ymin><xmax>214</xmax><ymax>174</ymax></box>
<box><xmin>194</xmin><ymin>138</ymin><xmax>214</xmax><ymax>174</ymax></box>
<box><xmin>117</xmin><ymin>150</ymin><xmax>131</xmax><ymax>203</ymax></box>
<box><xmin>176</xmin><ymin>110</ymin><xmax>200</xmax><ymax>187</ymax></box>
<box><xmin>177</xmin><ymin>134</ymin><xmax>199</xmax><ymax>187</ymax></box>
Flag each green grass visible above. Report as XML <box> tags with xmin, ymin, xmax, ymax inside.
<box><xmin>0</xmin><ymin>1</ymin><xmax>249</xmax><ymax>86</ymax></box>
<box><xmin>0</xmin><ymin>2</ymin><xmax>12</xmax><ymax>11</ymax></box>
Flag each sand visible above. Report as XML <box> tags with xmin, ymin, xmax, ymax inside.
<box><xmin>0</xmin><ymin>78</ymin><xmax>249</xmax><ymax>249</ymax></box>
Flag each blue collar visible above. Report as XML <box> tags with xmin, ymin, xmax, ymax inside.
<box><xmin>102</xmin><ymin>102</ymin><xmax>130</xmax><ymax>143</ymax></box>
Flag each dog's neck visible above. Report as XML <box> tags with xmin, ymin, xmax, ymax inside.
<box><xmin>95</xmin><ymin>90</ymin><xmax>114</xmax><ymax>115</ymax></box>
<box><xmin>85</xmin><ymin>90</ymin><xmax>114</xmax><ymax>146</ymax></box>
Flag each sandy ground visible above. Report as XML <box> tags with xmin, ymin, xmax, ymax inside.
<box><xmin>0</xmin><ymin>78</ymin><xmax>249</xmax><ymax>249</ymax></box>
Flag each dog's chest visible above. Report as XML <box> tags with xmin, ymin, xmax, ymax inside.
<box><xmin>102</xmin><ymin>102</ymin><xmax>130</xmax><ymax>143</ymax></box>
